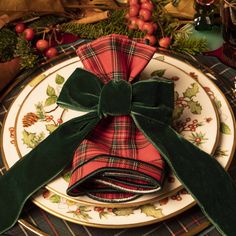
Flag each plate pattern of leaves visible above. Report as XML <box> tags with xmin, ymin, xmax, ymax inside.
<box><xmin>1</xmin><ymin>53</ymin><xmax>234</xmax><ymax>228</ymax></box>
<box><xmin>11</xmin><ymin>55</ymin><xmax>219</xmax><ymax>207</ymax></box>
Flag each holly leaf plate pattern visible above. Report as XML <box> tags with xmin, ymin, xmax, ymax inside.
<box><xmin>2</xmin><ymin>53</ymin><xmax>234</xmax><ymax>229</ymax></box>
<box><xmin>12</xmin><ymin>54</ymin><xmax>219</xmax><ymax>208</ymax></box>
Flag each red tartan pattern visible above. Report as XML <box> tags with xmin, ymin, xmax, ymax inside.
<box><xmin>76</xmin><ymin>34</ymin><xmax>156</xmax><ymax>83</ymax></box>
<box><xmin>67</xmin><ymin>35</ymin><xmax>166</xmax><ymax>202</ymax></box>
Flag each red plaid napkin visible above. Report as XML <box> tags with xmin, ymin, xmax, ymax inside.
<box><xmin>67</xmin><ymin>34</ymin><xmax>166</xmax><ymax>202</ymax></box>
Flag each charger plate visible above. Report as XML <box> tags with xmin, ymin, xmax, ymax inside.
<box><xmin>1</xmin><ymin>52</ymin><xmax>234</xmax><ymax>228</ymax></box>
<box><xmin>2</xmin><ymin>53</ymin><xmax>219</xmax><ymax>208</ymax></box>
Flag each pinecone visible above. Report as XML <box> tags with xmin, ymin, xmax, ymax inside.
<box><xmin>22</xmin><ymin>112</ymin><xmax>39</xmax><ymax>127</ymax></box>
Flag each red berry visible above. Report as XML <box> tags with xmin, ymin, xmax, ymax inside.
<box><xmin>136</xmin><ymin>18</ymin><xmax>145</xmax><ymax>30</ymax></box>
<box><xmin>158</xmin><ymin>37</ymin><xmax>171</xmax><ymax>48</ymax></box>
<box><xmin>128</xmin><ymin>17</ymin><xmax>139</xmax><ymax>29</ymax></box>
<box><xmin>144</xmin><ymin>34</ymin><xmax>156</xmax><ymax>46</ymax></box>
<box><xmin>36</xmin><ymin>39</ymin><xmax>49</xmax><ymax>51</ymax></box>
<box><xmin>152</xmin><ymin>23</ymin><xmax>158</xmax><ymax>31</ymax></box>
<box><xmin>107</xmin><ymin>208</ymin><xmax>113</xmax><ymax>212</ymax></box>
<box><xmin>171</xmin><ymin>195</ymin><xmax>177</xmax><ymax>200</ymax></box>
<box><xmin>129</xmin><ymin>0</ymin><xmax>139</xmax><ymax>5</ymax></box>
<box><xmin>42</xmin><ymin>190</ymin><xmax>50</xmax><ymax>198</ymax></box>
<box><xmin>129</xmin><ymin>4</ymin><xmax>140</xmax><ymax>17</ymax></box>
<box><xmin>195</xmin><ymin>138</ymin><xmax>201</xmax><ymax>143</ymax></box>
<box><xmin>206</xmin><ymin>117</ymin><xmax>212</xmax><ymax>123</ymax></box>
<box><xmin>94</xmin><ymin>207</ymin><xmax>104</xmax><ymax>212</ymax></box>
<box><xmin>45</xmin><ymin>115</ymin><xmax>53</xmax><ymax>122</ymax></box>
<box><xmin>168</xmin><ymin>176</ymin><xmax>175</xmax><ymax>183</ymax></box>
<box><xmin>23</xmin><ymin>28</ymin><xmax>35</xmax><ymax>41</ymax></box>
<box><xmin>142</xmin><ymin>22</ymin><xmax>155</xmax><ymax>35</ymax></box>
<box><xmin>180</xmin><ymin>189</ymin><xmax>188</xmax><ymax>194</ymax></box>
<box><xmin>15</xmin><ymin>23</ymin><xmax>26</xmax><ymax>33</ymax></box>
<box><xmin>176</xmin><ymin>196</ymin><xmax>182</xmax><ymax>201</ymax></box>
<box><xmin>57</xmin><ymin>118</ymin><xmax>63</xmax><ymax>124</ymax></box>
<box><xmin>204</xmin><ymin>87</ymin><xmax>211</xmax><ymax>92</ymax></box>
<box><xmin>141</xmin><ymin>2</ymin><xmax>154</xmax><ymax>11</ymax></box>
<box><xmin>139</xmin><ymin>8</ymin><xmax>152</xmax><ymax>21</ymax></box>
<box><xmin>171</xmin><ymin>76</ymin><xmax>179</xmax><ymax>81</ymax></box>
<box><xmin>45</xmin><ymin>47</ymin><xmax>58</xmax><ymax>59</ymax></box>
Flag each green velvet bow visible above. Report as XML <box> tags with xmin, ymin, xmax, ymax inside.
<box><xmin>0</xmin><ymin>68</ymin><xmax>236</xmax><ymax>235</ymax></box>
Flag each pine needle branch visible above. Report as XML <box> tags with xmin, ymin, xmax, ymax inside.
<box><xmin>60</xmin><ymin>10</ymin><xmax>144</xmax><ymax>39</ymax></box>
<box><xmin>171</xmin><ymin>37</ymin><xmax>208</xmax><ymax>55</ymax></box>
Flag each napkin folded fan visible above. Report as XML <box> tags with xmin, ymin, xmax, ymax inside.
<box><xmin>0</xmin><ymin>34</ymin><xmax>236</xmax><ymax>236</ymax></box>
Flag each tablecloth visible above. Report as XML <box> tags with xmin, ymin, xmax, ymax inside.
<box><xmin>0</xmin><ymin>40</ymin><xmax>235</xmax><ymax>236</ymax></box>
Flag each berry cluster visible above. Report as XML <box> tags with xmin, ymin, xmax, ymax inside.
<box><xmin>171</xmin><ymin>192</ymin><xmax>182</xmax><ymax>201</ymax></box>
<box><xmin>126</xmin><ymin>0</ymin><xmax>172</xmax><ymax>48</ymax></box>
<box><xmin>174</xmin><ymin>117</ymin><xmax>201</xmax><ymax>133</ymax></box>
<box><xmin>45</xmin><ymin>115</ymin><xmax>63</xmax><ymax>125</ymax></box>
<box><xmin>127</xmin><ymin>0</ymin><xmax>157</xmax><ymax>45</ymax></box>
<box><xmin>94</xmin><ymin>207</ymin><xmax>113</xmax><ymax>213</ymax></box>
<box><xmin>15</xmin><ymin>23</ymin><xmax>58</xmax><ymax>59</ymax></box>
<box><xmin>171</xmin><ymin>189</ymin><xmax>189</xmax><ymax>201</ymax></box>
<box><xmin>9</xmin><ymin>127</ymin><xmax>15</xmax><ymax>144</ymax></box>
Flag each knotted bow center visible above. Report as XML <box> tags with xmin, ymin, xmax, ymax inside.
<box><xmin>98</xmin><ymin>80</ymin><xmax>132</xmax><ymax>117</ymax></box>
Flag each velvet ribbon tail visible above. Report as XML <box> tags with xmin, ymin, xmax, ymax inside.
<box><xmin>0</xmin><ymin>112</ymin><xmax>100</xmax><ymax>234</ymax></box>
<box><xmin>133</xmin><ymin>114</ymin><xmax>236</xmax><ymax>236</ymax></box>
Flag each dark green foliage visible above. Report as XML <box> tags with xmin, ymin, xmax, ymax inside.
<box><xmin>0</xmin><ymin>28</ymin><xmax>17</xmax><ymax>62</ymax></box>
<box><xmin>171</xmin><ymin>37</ymin><xmax>208</xmax><ymax>55</ymax></box>
<box><xmin>60</xmin><ymin>10</ymin><xmax>145</xmax><ymax>39</ymax></box>
<box><xmin>28</xmin><ymin>15</ymin><xmax>67</xmax><ymax>33</ymax></box>
<box><xmin>14</xmin><ymin>37</ymin><xmax>39</xmax><ymax>69</ymax></box>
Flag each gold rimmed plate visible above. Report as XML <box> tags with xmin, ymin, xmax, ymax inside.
<box><xmin>2</xmin><ymin>53</ymin><xmax>219</xmax><ymax>208</ymax></box>
<box><xmin>1</xmin><ymin>51</ymin><xmax>234</xmax><ymax>228</ymax></box>
<box><xmin>32</xmin><ymin>53</ymin><xmax>235</xmax><ymax>227</ymax></box>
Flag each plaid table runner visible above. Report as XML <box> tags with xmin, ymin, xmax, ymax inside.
<box><xmin>0</xmin><ymin>39</ymin><xmax>235</xmax><ymax>236</ymax></box>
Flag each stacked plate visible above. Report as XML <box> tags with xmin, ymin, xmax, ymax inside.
<box><xmin>1</xmin><ymin>52</ymin><xmax>235</xmax><ymax>228</ymax></box>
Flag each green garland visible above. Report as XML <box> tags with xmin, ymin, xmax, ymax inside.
<box><xmin>171</xmin><ymin>37</ymin><xmax>208</xmax><ymax>54</ymax></box>
<box><xmin>60</xmin><ymin>10</ymin><xmax>145</xmax><ymax>39</ymax></box>
<box><xmin>0</xmin><ymin>28</ymin><xmax>17</xmax><ymax>62</ymax></box>
<box><xmin>28</xmin><ymin>15</ymin><xmax>67</xmax><ymax>33</ymax></box>
<box><xmin>0</xmin><ymin>5</ymin><xmax>208</xmax><ymax>69</ymax></box>
<box><xmin>14</xmin><ymin>37</ymin><xmax>39</xmax><ymax>69</ymax></box>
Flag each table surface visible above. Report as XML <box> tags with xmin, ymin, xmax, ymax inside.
<box><xmin>0</xmin><ymin>40</ymin><xmax>235</xmax><ymax>236</ymax></box>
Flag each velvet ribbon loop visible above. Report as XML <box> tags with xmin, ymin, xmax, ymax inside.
<box><xmin>1</xmin><ymin>66</ymin><xmax>236</xmax><ymax>236</ymax></box>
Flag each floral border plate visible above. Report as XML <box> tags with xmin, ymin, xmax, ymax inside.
<box><xmin>31</xmin><ymin>54</ymin><xmax>235</xmax><ymax>227</ymax></box>
<box><xmin>2</xmin><ymin>54</ymin><xmax>219</xmax><ymax>208</ymax></box>
<box><xmin>1</xmin><ymin>52</ymin><xmax>234</xmax><ymax>228</ymax></box>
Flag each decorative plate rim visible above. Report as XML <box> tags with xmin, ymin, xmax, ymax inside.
<box><xmin>0</xmin><ymin>51</ymin><xmax>235</xmax><ymax>229</ymax></box>
<box><xmin>10</xmin><ymin>53</ymin><xmax>220</xmax><ymax>207</ymax></box>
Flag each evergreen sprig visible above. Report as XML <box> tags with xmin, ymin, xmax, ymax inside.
<box><xmin>28</xmin><ymin>15</ymin><xmax>67</xmax><ymax>33</ymax></box>
<box><xmin>14</xmin><ymin>37</ymin><xmax>39</xmax><ymax>69</ymax></box>
<box><xmin>60</xmin><ymin>10</ymin><xmax>144</xmax><ymax>39</ymax></box>
<box><xmin>171</xmin><ymin>37</ymin><xmax>208</xmax><ymax>55</ymax></box>
<box><xmin>0</xmin><ymin>28</ymin><xmax>17</xmax><ymax>62</ymax></box>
